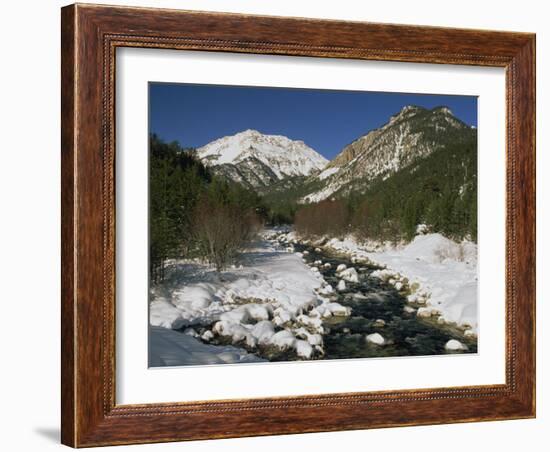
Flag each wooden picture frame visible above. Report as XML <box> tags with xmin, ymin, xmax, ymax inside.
<box><xmin>61</xmin><ymin>3</ymin><xmax>535</xmax><ymax>447</ymax></box>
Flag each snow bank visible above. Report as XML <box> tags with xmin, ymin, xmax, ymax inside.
<box><xmin>395</xmin><ymin>233</ymin><xmax>476</xmax><ymax>265</ymax></box>
<box><xmin>150</xmin><ymin>240</ymin><xmax>325</xmax><ymax>323</ymax></box>
<box><xmin>326</xmin><ymin>233</ymin><xmax>478</xmax><ymax>333</ymax></box>
<box><xmin>149</xmin><ymin>326</ymin><xmax>265</xmax><ymax>366</ymax></box>
<box><xmin>149</xmin><ymin>297</ymin><xmax>188</xmax><ymax>329</ymax></box>
<box><xmin>172</xmin><ymin>283</ymin><xmax>218</xmax><ymax>310</ymax></box>
<box><xmin>150</xmin><ymin>232</ymin><xmax>351</xmax><ymax>365</ymax></box>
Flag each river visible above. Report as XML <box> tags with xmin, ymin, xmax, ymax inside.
<box><xmin>279</xmin><ymin>241</ymin><xmax>477</xmax><ymax>360</ymax></box>
<box><xmin>172</xmin><ymin>235</ymin><xmax>476</xmax><ymax>364</ymax></box>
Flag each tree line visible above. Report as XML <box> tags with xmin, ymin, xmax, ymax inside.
<box><xmin>149</xmin><ymin>135</ymin><xmax>263</xmax><ymax>282</ymax></box>
<box><xmin>294</xmin><ymin>136</ymin><xmax>478</xmax><ymax>243</ymax></box>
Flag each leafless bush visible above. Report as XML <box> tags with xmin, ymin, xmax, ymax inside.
<box><xmin>294</xmin><ymin>199</ymin><xmax>350</xmax><ymax>238</ymax></box>
<box><xmin>193</xmin><ymin>198</ymin><xmax>261</xmax><ymax>271</ymax></box>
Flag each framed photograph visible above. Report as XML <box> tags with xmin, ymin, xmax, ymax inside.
<box><xmin>61</xmin><ymin>3</ymin><xmax>536</xmax><ymax>447</ymax></box>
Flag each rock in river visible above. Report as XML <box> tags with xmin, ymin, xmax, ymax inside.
<box><xmin>445</xmin><ymin>339</ymin><xmax>468</xmax><ymax>351</ymax></box>
<box><xmin>366</xmin><ymin>333</ymin><xmax>386</xmax><ymax>345</ymax></box>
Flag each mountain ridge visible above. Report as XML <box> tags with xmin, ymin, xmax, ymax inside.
<box><xmin>302</xmin><ymin>105</ymin><xmax>475</xmax><ymax>202</ymax></box>
<box><xmin>194</xmin><ymin>106</ymin><xmax>475</xmax><ymax>202</ymax></box>
<box><xmin>196</xmin><ymin>129</ymin><xmax>328</xmax><ymax>189</ymax></box>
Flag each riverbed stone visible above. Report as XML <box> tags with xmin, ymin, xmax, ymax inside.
<box><xmin>445</xmin><ymin>339</ymin><xmax>468</xmax><ymax>351</ymax></box>
<box><xmin>464</xmin><ymin>329</ymin><xmax>476</xmax><ymax>338</ymax></box>
<box><xmin>183</xmin><ymin>327</ymin><xmax>199</xmax><ymax>337</ymax></box>
<box><xmin>416</xmin><ymin>307</ymin><xmax>432</xmax><ymax>318</ymax></box>
<box><xmin>340</xmin><ymin>267</ymin><xmax>359</xmax><ymax>283</ymax></box>
<box><xmin>336</xmin><ymin>263</ymin><xmax>347</xmax><ymax>273</ymax></box>
<box><xmin>366</xmin><ymin>333</ymin><xmax>385</xmax><ymax>345</ymax></box>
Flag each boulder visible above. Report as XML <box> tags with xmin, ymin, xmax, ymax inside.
<box><xmin>366</xmin><ymin>333</ymin><xmax>385</xmax><ymax>345</ymax></box>
<box><xmin>445</xmin><ymin>339</ymin><xmax>468</xmax><ymax>351</ymax></box>
<box><xmin>336</xmin><ymin>263</ymin><xmax>347</xmax><ymax>273</ymax></box>
<box><xmin>340</xmin><ymin>267</ymin><xmax>359</xmax><ymax>283</ymax></box>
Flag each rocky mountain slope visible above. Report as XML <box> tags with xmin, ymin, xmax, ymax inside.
<box><xmin>197</xmin><ymin>129</ymin><xmax>328</xmax><ymax>189</ymax></box>
<box><xmin>302</xmin><ymin>105</ymin><xmax>476</xmax><ymax>202</ymax></box>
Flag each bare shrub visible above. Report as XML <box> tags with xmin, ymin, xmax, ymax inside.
<box><xmin>193</xmin><ymin>197</ymin><xmax>261</xmax><ymax>271</ymax></box>
<box><xmin>295</xmin><ymin>199</ymin><xmax>349</xmax><ymax>238</ymax></box>
<box><xmin>351</xmin><ymin>198</ymin><xmax>384</xmax><ymax>241</ymax></box>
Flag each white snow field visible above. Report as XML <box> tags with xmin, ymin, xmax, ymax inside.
<box><xmin>324</xmin><ymin>232</ymin><xmax>478</xmax><ymax>333</ymax></box>
<box><xmin>149</xmin><ymin>326</ymin><xmax>265</xmax><ymax>366</ymax></box>
<box><xmin>149</xmin><ymin>231</ymin><xmax>350</xmax><ymax>366</ymax></box>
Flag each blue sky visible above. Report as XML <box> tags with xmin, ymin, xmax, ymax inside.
<box><xmin>149</xmin><ymin>83</ymin><xmax>477</xmax><ymax>160</ymax></box>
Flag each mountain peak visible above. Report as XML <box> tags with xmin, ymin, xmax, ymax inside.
<box><xmin>197</xmin><ymin>130</ymin><xmax>328</xmax><ymax>188</ymax></box>
<box><xmin>432</xmin><ymin>106</ymin><xmax>453</xmax><ymax>116</ymax></box>
<box><xmin>401</xmin><ymin>105</ymin><xmax>425</xmax><ymax>114</ymax></box>
<box><xmin>303</xmin><ymin>103</ymin><xmax>474</xmax><ymax>203</ymax></box>
<box><xmin>236</xmin><ymin>128</ymin><xmax>262</xmax><ymax>137</ymax></box>
<box><xmin>389</xmin><ymin>105</ymin><xmax>426</xmax><ymax>124</ymax></box>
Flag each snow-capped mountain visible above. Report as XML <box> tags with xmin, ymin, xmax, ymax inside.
<box><xmin>303</xmin><ymin>105</ymin><xmax>475</xmax><ymax>202</ymax></box>
<box><xmin>197</xmin><ymin>129</ymin><xmax>328</xmax><ymax>189</ymax></box>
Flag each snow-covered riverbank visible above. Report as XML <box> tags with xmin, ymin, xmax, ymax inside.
<box><xmin>149</xmin><ymin>227</ymin><xmax>477</xmax><ymax>366</ymax></box>
<box><xmin>149</xmin><ymin>326</ymin><xmax>265</xmax><ymax>366</ymax></box>
<box><xmin>320</xmin><ymin>233</ymin><xmax>478</xmax><ymax>335</ymax></box>
<box><xmin>149</xmin><ymin>233</ymin><xmax>350</xmax><ymax>365</ymax></box>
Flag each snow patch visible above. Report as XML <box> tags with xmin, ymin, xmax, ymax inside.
<box><xmin>149</xmin><ymin>326</ymin><xmax>264</xmax><ymax>366</ymax></box>
<box><xmin>317</xmin><ymin>167</ymin><xmax>339</xmax><ymax>181</ymax></box>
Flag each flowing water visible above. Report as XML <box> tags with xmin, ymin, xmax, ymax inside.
<box><xmin>292</xmin><ymin>242</ymin><xmax>477</xmax><ymax>360</ymax></box>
